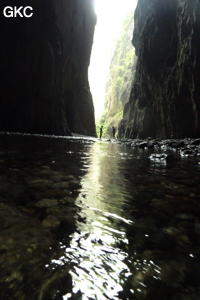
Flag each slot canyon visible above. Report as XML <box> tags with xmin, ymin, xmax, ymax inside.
<box><xmin>0</xmin><ymin>0</ymin><xmax>200</xmax><ymax>299</ymax></box>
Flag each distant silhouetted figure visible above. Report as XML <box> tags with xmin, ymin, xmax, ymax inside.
<box><xmin>126</xmin><ymin>127</ymin><xmax>131</xmax><ymax>138</ymax></box>
<box><xmin>112</xmin><ymin>126</ymin><xmax>116</xmax><ymax>138</ymax></box>
<box><xmin>120</xmin><ymin>122</ymin><xmax>125</xmax><ymax>137</ymax></box>
<box><xmin>99</xmin><ymin>126</ymin><xmax>103</xmax><ymax>139</ymax></box>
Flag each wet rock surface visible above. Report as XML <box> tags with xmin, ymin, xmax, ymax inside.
<box><xmin>120</xmin><ymin>137</ymin><xmax>200</xmax><ymax>161</ymax></box>
<box><xmin>0</xmin><ymin>133</ymin><xmax>200</xmax><ymax>300</ymax></box>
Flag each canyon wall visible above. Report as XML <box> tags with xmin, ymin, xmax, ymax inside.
<box><xmin>120</xmin><ymin>0</ymin><xmax>200</xmax><ymax>138</ymax></box>
<box><xmin>0</xmin><ymin>0</ymin><xmax>96</xmax><ymax>136</ymax></box>
<box><xmin>102</xmin><ymin>14</ymin><xmax>136</xmax><ymax>136</ymax></box>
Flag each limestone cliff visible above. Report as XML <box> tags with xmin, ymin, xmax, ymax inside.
<box><xmin>121</xmin><ymin>0</ymin><xmax>200</xmax><ymax>138</ymax></box>
<box><xmin>0</xmin><ymin>0</ymin><xmax>96</xmax><ymax>136</ymax></box>
<box><xmin>102</xmin><ymin>14</ymin><xmax>136</xmax><ymax>135</ymax></box>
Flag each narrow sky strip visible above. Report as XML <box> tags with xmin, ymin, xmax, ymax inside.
<box><xmin>89</xmin><ymin>0</ymin><xmax>137</xmax><ymax>120</ymax></box>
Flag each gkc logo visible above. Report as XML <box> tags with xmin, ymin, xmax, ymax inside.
<box><xmin>3</xmin><ymin>6</ymin><xmax>33</xmax><ymax>18</ymax></box>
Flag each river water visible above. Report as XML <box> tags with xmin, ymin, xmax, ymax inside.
<box><xmin>0</xmin><ymin>133</ymin><xmax>200</xmax><ymax>300</ymax></box>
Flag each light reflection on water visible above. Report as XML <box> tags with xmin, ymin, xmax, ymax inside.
<box><xmin>1</xmin><ymin>134</ymin><xmax>200</xmax><ymax>299</ymax></box>
<box><xmin>63</xmin><ymin>142</ymin><xmax>133</xmax><ymax>299</ymax></box>
<box><xmin>48</xmin><ymin>140</ymin><xmax>200</xmax><ymax>300</ymax></box>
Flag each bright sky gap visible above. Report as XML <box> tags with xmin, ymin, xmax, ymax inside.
<box><xmin>89</xmin><ymin>0</ymin><xmax>138</xmax><ymax>120</ymax></box>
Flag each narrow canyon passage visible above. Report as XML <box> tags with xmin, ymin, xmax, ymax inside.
<box><xmin>89</xmin><ymin>0</ymin><xmax>136</xmax><ymax>122</ymax></box>
<box><xmin>0</xmin><ymin>133</ymin><xmax>200</xmax><ymax>300</ymax></box>
<box><xmin>1</xmin><ymin>0</ymin><xmax>200</xmax><ymax>299</ymax></box>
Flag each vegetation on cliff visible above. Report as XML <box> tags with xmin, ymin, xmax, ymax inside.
<box><xmin>98</xmin><ymin>14</ymin><xmax>136</xmax><ymax>137</ymax></box>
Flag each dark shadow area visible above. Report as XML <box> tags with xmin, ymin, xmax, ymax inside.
<box><xmin>0</xmin><ymin>133</ymin><xmax>94</xmax><ymax>299</ymax></box>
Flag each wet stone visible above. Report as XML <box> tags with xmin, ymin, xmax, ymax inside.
<box><xmin>180</xmin><ymin>149</ymin><xmax>196</xmax><ymax>157</ymax></box>
<box><xmin>169</xmin><ymin>141</ymin><xmax>185</xmax><ymax>148</ymax></box>
<box><xmin>150</xmin><ymin>153</ymin><xmax>168</xmax><ymax>162</ymax></box>
<box><xmin>35</xmin><ymin>199</ymin><xmax>59</xmax><ymax>208</ymax></box>
<box><xmin>58</xmin><ymin>196</ymin><xmax>75</xmax><ymax>205</ymax></box>
<box><xmin>51</xmin><ymin>182</ymin><xmax>70</xmax><ymax>189</ymax></box>
<box><xmin>138</xmin><ymin>141</ymin><xmax>148</xmax><ymax>149</ymax></box>
<box><xmin>150</xmin><ymin>198</ymin><xmax>169</xmax><ymax>212</ymax></box>
<box><xmin>178</xmin><ymin>234</ymin><xmax>191</xmax><ymax>245</ymax></box>
<box><xmin>191</xmin><ymin>139</ymin><xmax>200</xmax><ymax>146</ymax></box>
<box><xmin>163</xmin><ymin>227</ymin><xmax>180</xmax><ymax>236</ymax></box>
<box><xmin>29</xmin><ymin>179</ymin><xmax>50</xmax><ymax>186</ymax></box>
<box><xmin>46</xmin><ymin>207</ymin><xmax>75</xmax><ymax>225</ymax></box>
<box><xmin>147</xmin><ymin>141</ymin><xmax>155</xmax><ymax>149</ymax></box>
<box><xmin>45</xmin><ymin>188</ymin><xmax>69</xmax><ymax>198</ymax></box>
<box><xmin>42</xmin><ymin>215</ymin><xmax>61</xmax><ymax>228</ymax></box>
<box><xmin>175</xmin><ymin>214</ymin><xmax>194</xmax><ymax>221</ymax></box>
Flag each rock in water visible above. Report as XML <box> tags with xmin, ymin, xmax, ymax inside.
<box><xmin>149</xmin><ymin>153</ymin><xmax>168</xmax><ymax>163</ymax></box>
<box><xmin>35</xmin><ymin>199</ymin><xmax>59</xmax><ymax>208</ymax></box>
<box><xmin>42</xmin><ymin>215</ymin><xmax>60</xmax><ymax>228</ymax></box>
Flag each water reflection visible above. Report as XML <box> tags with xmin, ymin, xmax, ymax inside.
<box><xmin>0</xmin><ymin>134</ymin><xmax>200</xmax><ymax>300</ymax></box>
<box><xmin>62</xmin><ymin>142</ymin><xmax>133</xmax><ymax>299</ymax></box>
<box><xmin>59</xmin><ymin>142</ymin><xmax>200</xmax><ymax>300</ymax></box>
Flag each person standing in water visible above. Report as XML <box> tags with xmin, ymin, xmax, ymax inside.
<box><xmin>112</xmin><ymin>126</ymin><xmax>116</xmax><ymax>138</ymax></box>
<box><xmin>99</xmin><ymin>125</ymin><xmax>103</xmax><ymax>139</ymax></box>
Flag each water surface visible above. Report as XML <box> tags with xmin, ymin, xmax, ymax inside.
<box><xmin>0</xmin><ymin>134</ymin><xmax>200</xmax><ymax>300</ymax></box>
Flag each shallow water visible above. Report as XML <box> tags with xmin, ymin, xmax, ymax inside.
<box><xmin>0</xmin><ymin>133</ymin><xmax>200</xmax><ymax>300</ymax></box>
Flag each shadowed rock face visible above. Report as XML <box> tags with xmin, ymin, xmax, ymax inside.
<box><xmin>0</xmin><ymin>0</ymin><xmax>96</xmax><ymax>136</ymax></box>
<box><xmin>121</xmin><ymin>0</ymin><xmax>200</xmax><ymax>138</ymax></box>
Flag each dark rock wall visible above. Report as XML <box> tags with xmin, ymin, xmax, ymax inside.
<box><xmin>121</xmin><ymin>0</ymin><xmax>200</xmax><ymax>138</ymax></box>
<box><xmin>0</xmin><ymin>0</ymin><xmax>96</xmax><ymax>136</ymax></box>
